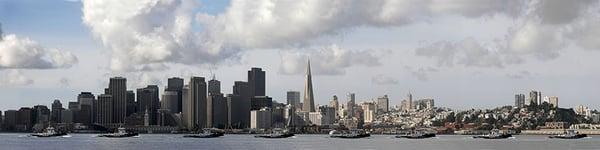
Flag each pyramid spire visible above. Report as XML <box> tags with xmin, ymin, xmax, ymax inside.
<box><xmin>303</xmin><ymin>58</ymin><xmax>315</xmax><ymax>112</ymax></box>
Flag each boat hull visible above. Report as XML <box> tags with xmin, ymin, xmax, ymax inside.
<box><xmin>396</xmin><ymin>133</ymin><xmax>436</xmax><ymax>139</ymax></box>
<box><xmin>330</xmin><ymin>134</ymin><xmax>371</xmax><ymax>139</ymax></box>
<box><xmin>98</xmin><ymin>133</ymin><xmax>139</xmax><ymax>138</ymax></box>
<box><xmin>254</xmin><ymin>133</ymin><xmax>295</xmax><ymax>139</ymax></box>
<box><xmin>549</xmin><ymin>134</ymin><xmax>587</xmax><ymax>139</ymax></box>
<box><xmin>31</xmin><ymin>133</ymin><xmax>67</xmax><ymax>137</ymax></box>
<box><xmin>473</xmin><ymin>134</ymin><xmax>512</xmax><ymax>139</ymax></box>
<box><xmin>183</xmin><ymin>133</ymin><xmax>224</xmax><ymax>138</ymax></box>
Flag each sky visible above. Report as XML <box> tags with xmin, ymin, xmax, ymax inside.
<box><xmin>0</xmin><ymin>0</ymin><xmax>599</xmax><ymax>111</ymax></box>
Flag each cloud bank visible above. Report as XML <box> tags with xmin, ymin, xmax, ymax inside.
<box><xmin>0</xmin><ymin>34</ymin><xmax>78</xmax><ymax>69</ymax></box>
<box><xmin>278</xmin><ymin>45</ymin><xmax>382</xmax><ymax>75</ymax></box>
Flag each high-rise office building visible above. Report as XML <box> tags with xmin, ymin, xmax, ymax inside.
<box><xmin>376</xmin><ymin>95</ymin><xmax>389</xmax><ymax>114</ymax></box>
<box><xmin>96</xmin><ymin>94</ymin><xmax>113</xmax><ymax>125</ymax></box>
<box><xmin>167</xmin><ymin>77</ymin><xmax>184</xmax><ymax>113</ymax></box>
<box><xmin>107</xmin><ymin>77</ymin><xmax>127</xmax><ymax>123</ymax></box>
<box><xmin>51</xmin><ymin>100</ymin><xmax>63</xmax><ymax>123</ymax></box>
<box><xmin>227</xmin><ymin>81</ymin><xmax>251</xmax><ymax>129</ymax></box>
<box><xmin>4</xmin><ymin>110</ymin><xmax>17</xmax><ymax>130</ymax></box>
<box><xmin>182</xmin><ymin>77</ymin><xmax>207</xmax><ymax>129</ymax></box>
<box><xmin>346</xmin><ymin>93</ymin><xmax>355</xmax><ymax>118</ymax></box>
<box><xmin>126</xmin><ymin>90</ymin><xmax>136</xmax><ymax>116</ymax></box>
<box><xmin>303</xmin><ymin>60</ymin><xmax>316</xmax><ymax>112</ymax></box>
<box><xmin>33</xmin><ymin>105</ymin><xmax>50</xmax><ymax>125</ymax></box>
<box><xmin>250</xmin><ymin>108</ymin><xmax>271</xmax><ymax>129</ymax></box>
<box><xmin>361</xmin><ymin>102</ymin><xmax>376</xmax><ymax>123</ymax></box>
<box><xmin>248</xmin><ymin>68</ymin><xmax>265</xmax><ymax>96</ymax></box>
<box><xmin>515</xmin><ymin>94</ymin><xmax>526</xmax><ymax>108</ymax></box>
<box><xmin>78</xmin><ymin>92</ymin><xmax>95</xmax><ymax>125</ymax></box>
<box><xmin>286</xmin><ymin>91</ymin><xmax>301</xmax><ymax>110</ymax></box>
<box><xmin>207</xmin><ymin>93</ymin><xmax>227</xmax><ymax>128</ymax></box>
<box><xmin>408</xmin><ymin>92</ymin><xmax>413</xmax><ymax>110</ymax></box>
<box><xmin>549</xmin><ymin>96</ymin><xmax>559</xmax><ymax>108</ymax></box>
<box><xmin>529</xmin><ymin>90</ymin><xmax>541</xmax><ymax>106</ymax></box>
<box><xmin>329</xmin><ymin>95</ymin><xmax>339</xmax><ymax>119</ymax></box>
<box><xmin>208</xmin><ymin>75</ymin><xmax>221</xmax><ymax>96</ymax></box>
<box><xmin>137</xmin><ymin>85</ymin><xmax>160</xmax><ymax>125</ymax></box>
<box><xmin>161</xmin><ymin>90</ymin><xmax>179</xmax><ymax>112</ymax></box>
<box><xmin>251</xmin><ymin>96</ymin><xmax>273</xmax><ymax>110</ymax></box>
<box><xmin>17</xmin><ymin>107</ymin><xmax>33</xmax><ymax>131</ymax></box>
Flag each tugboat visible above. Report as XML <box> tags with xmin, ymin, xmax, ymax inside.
<box><xmin>98</xmin><ymin>127</ymin><xmax>139</xmax><ymax>138</ymax></box>
<box><xmin>549</xmin><ymin>129</ymin><xmax>587</xmax><ymax>139</ymax></box>
<box><xmin>473</xmin><ymin>129</ymin><xmax>512</xmax><ymax>139</ymax></box>
<box><xmin>254</xmin><ymin>128</ymin><xmax>294</xmax><ymax>138</ymax></box>
<box><xmin>31</xmin><ymin>127</ymin><xmax>67</xmax><ymax>137</ymax></box>
<box><xmin>396</xmin><ymin>130</ymin><xmax>436</xmax><ymax>139</ymax></box>
<box><xmin>184</xmin><ymin>128</ymin><xmax>225</xmax><ymax>138</ymax></box>
<box><xmin>329</xmin><ymin>129</ymin><xmax>371</xmax><ymax>139</ymax></box>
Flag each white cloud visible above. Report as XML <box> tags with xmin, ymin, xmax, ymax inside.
<box><xmin>0</xmin><ymin>34</ymin><xmax>78</xmax><ymax>69</ymax></box>
<box><xmin>279</xmin><ymin>44</ymin><xmax>382</xmax><ymax>75</ymax></box>
<box><xmin>404</xmin><ymin>66</ymin><xmax>438</xmax><ymax>81</ymax></box>
<box><xmin>416</xmin><ymin>38</ymin><xmax>505</xmax><ymax>68</ymax></box>
<box><xmin>0</xmin><ymin>70</ymin><xmax>33</xmax><ymax>86</ymax></box>
<box><xmin>371</xmin><ymin>74</ymin><xmax>399</xmax><ymax>85</ymax></box>
<box><xmin>506</xmin><ymin>70</ymin><xmax>535</xmax><ymax>79</ymax></box>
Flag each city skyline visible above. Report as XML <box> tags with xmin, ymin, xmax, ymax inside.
<box><xmin>1</xmin><ymin>0</ymin><xmax>600</xmax><ymax>111</ymax></box>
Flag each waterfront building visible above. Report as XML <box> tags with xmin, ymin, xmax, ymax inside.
<box><xmin>207</xmin><ymin>93</ymin><xmax>228</xmax><ymax>128</ymax></box>
<box><xmin>250</xmin><ymin>108</ymin><xmax>271</xmax><ymax>129</ymax></box>
<box><xmin>137</xmin><ymin>85</ymin><xmax>160</xmax><ymax>125</ymax></box>
<box><xmin>376</xmin><ymin>95</ymin><xmax>389</xmax><ymax>114</ymax></box>
<box><xmin>96</xmin><ymin>94</ymin><xmax>113</xmax><ymax>125</ymax></box>
<box><xmin>107</xmin><ymin>77</ymin><xmax>127</xmax><ymax>123</ymax></box>
<box><xmin>161</xmin><ymin>90</ymin><xmax>179</xmax><ymax>113</ymax></box>
<box><xmin>227</xmin><ymin>81</ymin><xmax>251</xmax><ymax>128</ymax></box>
<box><xmin>78</xmin><ymin>92</ymin><xmax>96</xmax><ymax>125</ymax></box>
<box><xmin>3</xmin><ymin>110</ymin><xmax>17</xmax><ymax>131</ymax></box>
<box><xmin>51</xmin><ymin>100</ymin><xmax>63</xmax><ymax>123</ymax></box>
<box><xmin>286</xmin><ymin>91</ymin><xmax>301</xmax><ymax>111</ymax></box>
<box><xmin>126</xmin><ymin>90</ymin><xmax>136</xmax><ymax>116</ymax></box>
<box><xmin>167</xmin><ymin>77</ymin><xmax>184</xmax><ymax>113</ymax></box>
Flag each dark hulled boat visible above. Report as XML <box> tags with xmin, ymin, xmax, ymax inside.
<box><xmin>31</xmin><ymin>127</ymin><xmax>67</xmax><ymax>137</ymax></box>
<box><xmin>396</xmin><ymin>131</ymin><xmax>436</xmax><ymax>139</ymax></box>
<box><xmin>254</xmin><ymin>129</ymin><xmax>294</xmax><ymax>138</ymax></box>
<box><xmin>184</xmin><ymin>128</ymin><xmax>225</xmax><ymax>138</ymax></box>
<box><xmin>98</xmin><ymin>127</ymin><xmax>139</xmax><ymax>138</ymax></box>
<box><xmin>473</xmin><ymin>129</ymin><xmax>512</xmax><ymax>139</ymax></box>
<box><xmin>549</xmin><ymin>129</ymin><xmax>587</xmax><ymax>139</ymax></box>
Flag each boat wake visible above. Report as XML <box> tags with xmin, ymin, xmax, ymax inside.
<box><xmin>133</xmin><ymin>135</ymin><xmax>141</xmax><ymax>138</ymax></box>
<box><xmin>61</xmin><ymin>135</ymin><xmax>72</xmax><ymax>138</ymax></box>
<box><xmin>508</xmin><ymin>137</ymin><xmax>516</xmax><ymax>139</ymax></box>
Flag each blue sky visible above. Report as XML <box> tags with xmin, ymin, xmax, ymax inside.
<box><xmin>0</xmin><ymin>0</ymin><xmax>599</xmax><ymax>111</ymax></box>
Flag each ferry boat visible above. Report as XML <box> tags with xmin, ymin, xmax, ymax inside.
<box><xmin>329</xmin><ymin>129</ymin><xmax>370</xmax><ymax>139</ymax></box>
<box><xmin>396</xmin><ymin>130</ymin><xmax>436</xmax><ymax>139</ymax></box>
<box><xmin>473</xmin><ymin>129</ymin><xmax>512</xmax><ymax>139</ymax></box>
<box><xmin>98</xmin><ymin>127</ymin><xmax>139</xmax><ymax>138</ymax></box>
<box><xmin>184</xmin><ymin>128</ymin><xmax>225</xmax><ymax>138</ymax></box>
<box><xmin>31</xmin><ymin>127</ymin><xmax>67</xmax><ymax>137</ymax></box>
<box><xmin>254</xmin><ymin>128</ymin><xmax>294</xmax><ymax>138</ymax></box>
<box><xmin>549</xmin><ymin>129</ymin><xmax>587</xmax><ymax>139</ymax></box>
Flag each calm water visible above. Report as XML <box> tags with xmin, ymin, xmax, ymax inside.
<box><xmin>0</xmin><ymin>134</ymin><xmax>598</xmax><ymax>150</ymax></box>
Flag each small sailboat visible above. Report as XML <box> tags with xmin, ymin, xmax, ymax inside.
<box><xmin>254</xmin><ymin>128</ymin><xmax>294</xmax><ymax>138</ymax></box>
<box><xmin>329</xmin><ymin>129</ymin><xmax>370</xmax><ymax>139</ymax></box>
<box><xmin>549</xmin><ymin>129</ymin><xmax>587</xmax><ymax>139</ymax></box>
<box><xmin>31</xmin><ymin>127</ymin><xmax>67</xmax><ymax>137</ymax></box>
<box><xmin>98</xmin><ymin>127</ymin><xmax>139</xmax><ymax>138</ymax></box>
<box><xmin>183</xmin><ymin>128</ymin><xmax>225</xmax><ymax>138</ymax></box>
<box><xmin>473</xmin><ymin>129</ymin><xmax>512</xmax><ymax>139</ymax></box>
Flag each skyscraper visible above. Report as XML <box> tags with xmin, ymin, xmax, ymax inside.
<box><xmin>161</xmin><ymin>90</ymin><xmax>179</xmax><ymax>112</ymax></box>
<box><xmin>408</xmin><ymin>92</ymin><xmax>413</xmax><ymax>110</ymax></box>
<box><xmin>329</xmin><ymin>95</ymin><xmax>339</xmax><ymax>116</ymax></box>
<box><xmin>227</xmin><ymin>81</ymin><xmax>251</xmax><ymax>129</ymax></box>
<box><xmin>286</xmin><ymin>91</ymin><xmax>301</xmax><ymax>110</ymax></box>
<box><xmin>376</xmin><ymin>95</ymin><xmax>389</xmax><ymax>114</ymax></box>
<box><xmin>137</xmin><ymin>85</ymin><xmax>160</xmax><ymax>125</ymax></box>
<box><xmin>107</xmin><ymin>77</ymin><xmax>127</xmax><ymax>123</ymax></box>
<box><xmin>549</xmin><ymin>96</ymin><xmax>559</xmax><ymax>108</ymax></box>
<box><xmin>182</xmin><ymin>77</ymin><xmax>207</xmax><ymax>129</ymax></box>
<box><xmin>207</xmin><ymin>93</ymin><xmax>227</xmax><ymax>128</ymax></box>
<box><xmin>303</xmin><ymin>60</ymin><xmax>316</xmax><ymax>112</ymax></box>
<box><xmin>167</xmin><ymin>77</ymin><xmax>184</xmax><ymax>113</ymax></box>
<box><xmin>51</xmin><ymin>100</ymin><xmax>63</xmax><ymax>123</ymax></box>
<box><xmin>529</xmin><ymin>90</ymin><xmax>541</xmax><ymax>106</ymax></box>
<box><xmin>515</xmin><ymin>94</ymin><xmax>526</xmax><ymax>108</ymax></box>
<box><xmin>126</xmin><ymin>90</ymin><xmax>136</xmax><ymax>117</ymax></box>
<box><xmin>96</xmin><ymin>94</ymin><xmax>113</xmax><ymax>125</ymax></box>
<box><xmin>78</xmin><ymin>92</ymin><xmax>95</xmax><ymax>125</ymax></box>
<box><xmin>346</xmin><ymin>93</ymin><xmax>355</xmax><ymax>118</ymax></box>
<box><xmin>248</xmin><ymin>68</ymin><xmax>265</xmax><ymax>96</ymax></box>
<box><xmin>208</xmin><ymin>75</ymin><xmax>221</xmax><ymax>96</ymax></box>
